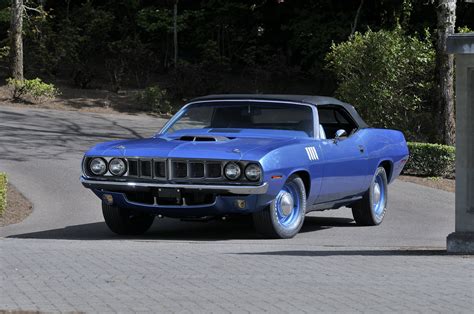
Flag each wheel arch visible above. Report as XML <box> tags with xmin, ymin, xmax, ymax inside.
<box><xmin>378</xmin><ymin>160</ymin><xmax>393</xmax><ymax>183</ymax></box>
<box><xmin>289</xmin><ymin>169</ymin><xmax>311</xmax><ymax>198</ymax></box>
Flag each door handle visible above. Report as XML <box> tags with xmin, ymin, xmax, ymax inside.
<box><xmin>358</xmin><ymin>145</ymin><xmax>365</xmax><ymax>153</ymax></box>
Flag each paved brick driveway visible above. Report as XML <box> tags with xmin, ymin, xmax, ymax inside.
<box><xmin>1</xmin><ymin>238</ymin><xmax>473</xmax><ymax>313</ymax></box>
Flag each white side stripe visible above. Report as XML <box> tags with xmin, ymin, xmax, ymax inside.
<box><xmin>305</xmin><ymin>146</ymin><xmax>319</xmax><ymax>161</ymax></box>
<box><xmin>309</xmin><ymin>147</ymin><xmax>316</xmax><ymax>160</ymax></box>
<box><xmin>311</xmin><ymin>147</ymin><xmax>319</xmax><ymax>160</ymax></box>
<box><xmin>313</xmin><ymin>147</ymin><xmax>319</xmax><ymax>160</ymax></box>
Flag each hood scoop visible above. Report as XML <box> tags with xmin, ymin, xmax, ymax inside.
<box><xmin>178</xmin><ymin>135</ymin><xmax>232</xmax><ymax>142</ymax></box>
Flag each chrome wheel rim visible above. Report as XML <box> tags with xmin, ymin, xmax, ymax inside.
<box><xmin>372</xmin><ymin>173</ymin><xmax>386</xmax><ymax>219</ymax></box>
<box><xmin>373</xmin><ymin>183</ymin><xmax>381</xmax><ymax>207</ymax></box>
<box><xmin>275</xmin><ymin>182</ymin><xmax>301</xmax><ymax>228</ymax></box>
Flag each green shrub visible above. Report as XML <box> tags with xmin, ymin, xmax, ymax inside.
<box><xmin>0</xmin><ymin>46</ymin><xmax>9</xmax><ymax>61</ymax></box>
<box><xmin>0</xmin><ymin>172</ymin><xmax>7</xmax><ymax>216</ymax></box>
<box><xmin>137</xmin><ymin>85</ymin><xmax>172</xmax><ymax>114</ymax></box>
<box><xmin>404</xmin><ymin>142</ymin><xmax>455</xmax><ymax>178</ymax></box>
<box><xmin>457</xmin><ymin>26</ymin><xmax>473</xmax><ymax>33</ymax></box>
<box><xmin>326</xmin><ymin>27</ymin><xmax>436</xmax><ymax>142</ymax></box>
<box><xmin>7</xmin><ymin>78</ymin><xmax>60</xmax><ymax>102</ymax></box>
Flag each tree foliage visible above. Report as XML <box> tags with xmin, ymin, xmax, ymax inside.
<box><xmin>326</xmin><ymin>28</ymin><xmax>436</xmax><ymax>141</ymax></box>
<box><xmin>0</xmin><ymin>0</ymin><xmax>473</xmax><ymax>142</ymax></box>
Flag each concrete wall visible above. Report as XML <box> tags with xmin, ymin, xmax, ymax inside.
<box><xmin>446</xmin><ymin>33</ymin><xmax>474</xmax><ymax>253</ymax></box>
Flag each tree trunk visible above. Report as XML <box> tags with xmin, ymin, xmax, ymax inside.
<box><xmin>436</xmin><ymin>0</ymin><xmax>456</xmax><ymax>145</ymax></box>
<box><xmin>173</xmin><ymin>0</ymin><xmax>178</xmax><ymax>68</ymax></box>
<box><xmin>10</xmin><ymin>0</ymin><xmax>24</xmax><ymax>81</ymax></box>
<box><xmin>350</xmin><ymin>0</ymin><xmax>364</xmax><ymax>36</ymax></box>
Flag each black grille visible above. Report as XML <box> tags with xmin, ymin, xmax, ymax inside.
<box><xmin>116</xmin><ymin>158</ymin><xmax>228</xmax><ymax>181</ymax></box>
<box><xmin>128</xmin><ymin>159</ymin><xmax>138</xmax><ymax>176</ymax></box>
<box><xmin>189</xmin><ymin>162</ymin><xmax>204</xmax><ymax>178</ymax></box>
<box><xmin>173</xmin><ymin>161</ymin><xmax>188</xmax><ymax>178</ymax></box>
<box><xmin>140</xmin><ymin>160</ymin><xmax>152</xmax><ymax>177</ymax></box>
<box><xmin>126</xmin><ymin>158</ymin><xmax>166</xmax><ymax>179</ymax></box>
<box><xmin>207</xmin><ymin>163</ymin><xmax>222</xmax><ymax>178</ymax></box>
<box><xmin>154</xmin><ymin>161</ymin><xmax>166</xmax><ymax>178</ymax></box>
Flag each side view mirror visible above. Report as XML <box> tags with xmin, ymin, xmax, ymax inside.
<box><xmin>334</xmin><ymin>129</ymin><xmax>348</xmax><ymax>142</ymax></box>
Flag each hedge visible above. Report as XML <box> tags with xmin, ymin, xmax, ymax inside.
<box><xmin>403</xmin><ymin>142</ymin><xmax>455</xmax><ymax>178</ymax></box>
<box><xmin>0</xmin><ymin>172</ymin><xmax>6</xmax><ymax>215</ymax></box>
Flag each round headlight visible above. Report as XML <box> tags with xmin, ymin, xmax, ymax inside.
<box><xmin>89</xmin><ymin>158</ymin><xmax>107</xmax><ymax>175</ymax></box>
<box><xmin>224</xmin><ymin>162</ymin><xmax>241</xmax><ymax>180</ymax></box>
<box><xmin>245</xmin><ymin>164</ymin><xmax>262</xmax><ymax>182</ymax></box>
<box><xmin>109</xmin><ymin>158</ymin><xmax>127</xmax><ymax>176</ymax></box>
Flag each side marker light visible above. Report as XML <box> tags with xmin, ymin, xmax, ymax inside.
<box><xmin>102</xmin><ymin>194</ymin><xmax>114</xmax><ymax>205</ymax></box>
<box><xmin>235</xmin><ymin>200</ymin><xmax>246</xmax><ymax>209</ymax></box>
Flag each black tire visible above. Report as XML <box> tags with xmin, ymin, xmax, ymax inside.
<box><xmin>102</xmin><ymin>203</ymin><xmax>155</xmax><ymax>235</ymax></box>
<box><xmin>352</xmin><ymin>167</ymin><xmax>388</xmax><ymax>226</ymax></box>
<box><xmin>253</xmin><ymin>174</ymin><xmax>306</xmax><ymax>239</ymax></box>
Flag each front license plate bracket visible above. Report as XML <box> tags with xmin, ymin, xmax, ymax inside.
<box><xmin>155</xmin><ymin>188</ymin><xmax>182</xmax><ymax>198</ymax></box>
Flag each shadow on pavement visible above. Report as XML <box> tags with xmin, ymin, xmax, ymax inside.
<box><xmin>0</xmin><ymin>108</ymin><xmax>152</xmax><ymax>162</ymax></box>
<box><xmin>235</xmin><ymin>249</ymin><xmax>450</xmax><ymax>257</ymax></box>
<box><xmin>6</xmin><ymin>216</ymin><xmax>355</xmax><ymax>241</ymax></box>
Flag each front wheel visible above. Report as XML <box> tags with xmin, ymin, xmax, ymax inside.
<box><xmin>102</xmin><ymin>204</ymin><xmax>155</xmax><ymax>235</ymax></box>
<box><xmin>352</xmin><ymin>166</ymin><xmax>388</xmax><ymax>226</ymax></box>
<box><xmin>253</xmin><ymin>174</ymin><xmax>306</xmax><ymax>239</ymax></box>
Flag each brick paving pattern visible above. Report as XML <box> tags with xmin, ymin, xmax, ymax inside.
<box><xmin>1</xmin><ymin>238</ymin><xmax>473</xmax><ymax>313</ymax></box>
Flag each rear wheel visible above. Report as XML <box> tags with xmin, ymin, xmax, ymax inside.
<box><xmin>253</xmin><ymin>174</ymin><xmax>306</xmax><ymax>239</ymax></box>
<box><xmin>102</xmin><ymin>204</ymin><xmax>155</xmax><ymax>235</ymax></box>
<box><xmin>352</xmin><ymin>167</ymin><xmax>388</xmax><ymax>226</ymax></box>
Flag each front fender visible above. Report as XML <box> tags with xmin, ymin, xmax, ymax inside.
<box><xmin>259</xmin><ymin>142</ymin><xmax>323</xmax><ymax>205</ymax></box>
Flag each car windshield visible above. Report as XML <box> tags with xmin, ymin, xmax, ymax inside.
<box><xmin>163</xmin><ymin>101</ymin><xmax>314</xmax><ymax>136</ymax></box>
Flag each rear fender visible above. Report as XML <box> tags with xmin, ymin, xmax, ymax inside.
<box><xmin>360</xmin><ymin>128</ymin><xmax>409</xmax><ymax>186</ymax></box>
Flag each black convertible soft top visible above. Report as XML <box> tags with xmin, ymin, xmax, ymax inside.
<box><xmin>191</xmin><ymin>94</ymin><xmax>369</xmax><ymax>129</ymax></box>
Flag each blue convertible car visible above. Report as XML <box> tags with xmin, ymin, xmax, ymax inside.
<box><xmin>81</xmin><ymin>95</ymin><xmax>409</xmax><ymax>238</ymax></box>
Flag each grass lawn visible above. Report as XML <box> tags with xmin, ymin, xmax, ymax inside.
<box><xmin>0</xmin><ymin>172</ymin><xmax>6</xmax><ymax>215</ymax></box>
<box><xmin>0</xmin><ymin>173</ymin><xmax>33</xmax><ymax>227</ymax></box>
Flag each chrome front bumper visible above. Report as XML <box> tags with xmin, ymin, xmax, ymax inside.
<box><xmin>80</xmin><ymin>177</ymin><xmax>269</xmax><ymax>195</ymax></box>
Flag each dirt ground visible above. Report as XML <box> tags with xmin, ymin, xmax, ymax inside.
<box><xmin>0</xmin><ymin>83</ymin><xmax>171</xmax><ymax>116</ymax></box>
<box><xmin>398</xmin><ymin>175</ymin><xmax>455</xmax><ymax>193</ymax></box>
<box><xmin>0</xmin><ymin>183</ymin><xmax>33</xmax><ymax>227</ymax></box>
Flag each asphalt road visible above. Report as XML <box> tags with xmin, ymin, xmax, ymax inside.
<box><xmin>0</xmin><ymin>106</ymin><xmax>455</xmax><ymax>246</ymax></box>
<box><xmin>1</xmin><ymin>106</ymin><xmax>471</xmax><ymax>313</ymax></box>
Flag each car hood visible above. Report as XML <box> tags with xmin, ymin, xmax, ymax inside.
<box><xmin>86</xmin><ymin>135</ymin><xmax>302</xmax><ymax>161</ymax></box>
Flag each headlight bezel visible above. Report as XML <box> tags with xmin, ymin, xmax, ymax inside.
<box><xmin>244</xmin><ymin>163</ymin><xmax>262</xmax><ymax>182</ymax></box>
<box><xmin>108</xmin><ymin>158</ymin><xmax>127</xmax><ymax>176</ymax></box>
<box><xmin>89</xmin><ymin>157</ymin><xmax>108</xmax><ymax>176</ymax></box>
<box><xmin>224</xmin><ymin>162</ymin><xmax>242</xmax><ymax>181</ymax></box>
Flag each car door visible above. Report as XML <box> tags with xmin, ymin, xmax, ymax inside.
<box><xmin>315</xmin><ymin>105</ymin><xmax>368</xmax><ymax>203</ymax></box>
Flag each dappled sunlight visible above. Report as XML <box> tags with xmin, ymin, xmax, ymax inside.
<box><xmin>0</xmin><ymin>107</ymin><xmax>164</xmax><ymax>162</ymax></box>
